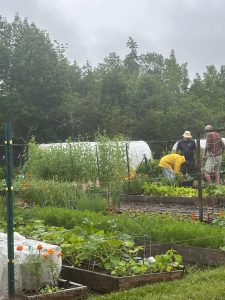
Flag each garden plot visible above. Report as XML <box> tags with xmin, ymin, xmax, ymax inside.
<box><xmin>0</xmin><ymin>233</ymin><xmax>64</xmax><ymax>299</ymax></box>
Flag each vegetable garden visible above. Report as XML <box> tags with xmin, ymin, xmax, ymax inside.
<box><xmin>2</xmin><ymin>134</ymin><xmax>225</xmax><ymax>299</ymax></box>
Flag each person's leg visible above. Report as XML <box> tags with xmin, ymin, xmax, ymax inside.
<box><xmin>215</xmin><ymin>172</ymin><xmax>220</xmax><ymax>184</ymax></box>
<box><xmin>204</xmin><ymin>157</ymin><xmax>213</xmax><ymax>184</ymax></box>
<box><xmin>162</xmin><ymin>168</ymin><xmax>175</xmax><ymax>179</ymax></box>
<box><xmin>214</xmin><ymin>156</ymin><xmax>222</xmax><ymax>184</ymax></box>
<box><xmin>188</xmin><ymin>159</ymin><xmax>196</xmax><ymax>177</ymax></box>
<box><xmin>204</xmin><ymin>171</ymin><xmax>212</xmax><ymax>184</ymax></box>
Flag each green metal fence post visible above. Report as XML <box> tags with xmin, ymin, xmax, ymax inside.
<box><xmin>5</xmin><ymin>123</ymin><xmax>15</xmax><ymax>299</ymax></box>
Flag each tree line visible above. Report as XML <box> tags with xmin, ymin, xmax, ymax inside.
<box><xmin>1</xmin><ymin>15</ymin><xmax>225</xmax><ymax>155</ymax></box>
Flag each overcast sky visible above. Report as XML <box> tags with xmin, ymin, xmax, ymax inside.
<box><xmin>1</xmin><ymin>0</ymin><xmax>225</xmax><ymax>78</ymax></box>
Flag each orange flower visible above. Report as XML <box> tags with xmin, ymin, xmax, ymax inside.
<box><xmin>47</xmin><ymin>248</ymin><xmax>54</xmax><ymax>255</ymax></box>
<box><xmin>42</xmin><ymin>253</ymin><xmax>49</xmax><ymax>259</ymax></box>
<box><xmin>191</xmin><ymin>212</ymin><xmax>196</xmax><ymax>222</ymax></box>
<box><xmin>37</xmin><ymin>244</ymin><xmax>43</xmax><ymax>251</ymax></box>
<box><xmin>16</xmin><ymin>245</ymin><xmax>23</xmax><ymax>251</ymax></box>
<box><xmin>57</xmin><ymin>251</ymin><xmax>62</xmax><ymax>257</ymax></box>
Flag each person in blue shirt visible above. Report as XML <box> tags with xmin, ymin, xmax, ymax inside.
<box><xmin>176</xmin><ymin>131</ymin><xmax>196</xmax><ymax>176</ymax></box>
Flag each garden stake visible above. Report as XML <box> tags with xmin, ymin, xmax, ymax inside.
<box><xmin>5</xmin><ymin>123</ymin><xmax>15</xmax><ymax>299</ymax></box>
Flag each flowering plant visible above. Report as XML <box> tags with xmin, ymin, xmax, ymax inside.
<box><xmin>15</xmin><ymin>242</ymin><xmax>62</xmax><ymax>293</ymax></box>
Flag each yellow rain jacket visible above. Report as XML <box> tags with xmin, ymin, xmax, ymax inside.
<box><xmin>159</xmin><ymin>154</ymin><xmax>185</xmax><ymax>175</ymax></box>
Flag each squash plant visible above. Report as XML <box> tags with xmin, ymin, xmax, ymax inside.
<box><xmin>15</xmin><ymin>218</ymin><xmax>183</xmax><ymax>276</ymax></box>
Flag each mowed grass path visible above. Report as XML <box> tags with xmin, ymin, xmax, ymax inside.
<box><xmin>89</xmin><ymin>266</ymin><xmax>225</xmax><ymax>300</ymax></box>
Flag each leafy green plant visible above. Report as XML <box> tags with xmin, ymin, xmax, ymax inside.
<box><xmin>15</xmin><ymin>217</ymin><xmax>183</xmax><ymax>277</ymax></box>
<box><xmin>25</xmin><ymin>253</ymin><xmax>44</xmax><ymax>292</ymax></box>
<box><xmin>142</xmin><ymin>182</ymin><xmax>198</xmax><ymax>197</ymax></box>
<box><xmin>39</xmin><ymin>284</ymin><xmax>60</xmax><ymax>294</ymax></box>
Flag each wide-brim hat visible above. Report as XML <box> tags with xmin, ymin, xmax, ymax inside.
<box><xmin>183</xmin><ymin>131</ymin><xmax>192</xmax><ymax>138</ymax></box>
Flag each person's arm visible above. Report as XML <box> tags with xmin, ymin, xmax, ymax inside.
<box><xmin>176</xmin><ymin>141</ymin><xmax>181</xmax><ymax>154</ymax></box>
<box><xmin>221</xmin><ymin>138</ymin><xmax>225</xmax><ymax>152</ymax></box>
<box><xmin>193</xmin><ymin>140</ymin><xmax>197</xmax><ymax>152</ymax></box>
<box><xmin>174</xmin><ymin>156</ymin><xmax>185</xmax><ymax>174</ymax></box>
<box><xmin>204</xmin><ymin>135</ymin><xmax>209</xmax><ymax>157</ymax></box>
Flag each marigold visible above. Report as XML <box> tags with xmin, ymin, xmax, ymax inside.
<box><xmin>16</xmin><ymin>245</ymin><xmax>23</xmax><ymax>251</ymax></box>
<box><xmin>47</xmin><ymin>248</ymin><xmax>54</xmax><ymax>255</ymax></box>
<box><xmin>57</xmin><ymin>251</ymin><xmax>62</xmax><ymax>257</ymax></box>
<box><xmin>37</xmin><ymin>244</ymin><xmax>43</xmax><ymax>251</ymax></box>
<box><xmin>42</xmin><ymin>253</ymin><xmax>49</xmax><ymax>259</ymax></box>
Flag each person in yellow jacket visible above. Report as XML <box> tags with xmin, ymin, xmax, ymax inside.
<box><xmin>159</xmin><ymin>153</ymin><xmax>186</xmax><ymax>179</ymax></box>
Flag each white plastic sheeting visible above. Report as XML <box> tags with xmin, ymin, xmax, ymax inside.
<box><xmin>0</xmin><ymin>232</ymin><xmax>62</xmax><ymax>300</ymax></box>
<box><xmin>40</xmin><ymin>140</ymin><xmax>153</xmax><ymax>170</ymax></box>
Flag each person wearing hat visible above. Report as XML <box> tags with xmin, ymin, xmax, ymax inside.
<box><xmin>176</xmin><ymin>130</ymin><xmax>196</xmax><ymax>176</ymax></box>
<box><xmin>204</xmin><ymin>125</ymin><xmax>225</xmax><ymax>184</ymax></box>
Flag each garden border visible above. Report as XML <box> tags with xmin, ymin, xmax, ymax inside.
<box><xmin>136</xmin><ymin>240</ymin><xmax>225</xmax><ymax>266</ymax></box>
<box><xmin>121</xmin><ymin>194</ymin><xmax>225</xmax><ymax>207</ymax></box>
<box><xmin>60</xmin><ymin>267</ymin><xmax>183</xmax><ymax>293</ymax></box>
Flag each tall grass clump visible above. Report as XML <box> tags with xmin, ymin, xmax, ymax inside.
<box><xmin>77</xmin><ymin>193</ymin><xmax>108</xmax><ymax>212</ymax></box>
<box><xmin>23</xmin><ymin>138</ymin><xmax>97</xmax><ymax>182</ymax></box>
<box><xmin>95</xmin><ymin>134</ymin><xmax>127</xmax><ymax>185</ymax></box>
<box><xmin>17</xmin><ymin>178</ymin><xmax>108</xmax><ymax>212</ymax></box>
<box><xmin>22</xmin><ymin>134</ymin><xmax>128</xmax><ymax>187</ymax></box>
<box><xmin>17</xmin><ymin>178</ymin><xmax>81</xmax><ymax>208</ymax></box>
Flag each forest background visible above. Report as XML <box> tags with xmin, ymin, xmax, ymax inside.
<box><xmin>1</xmin><ymin>15</ymin><xmax>225</xmax><ymax>157</ymax></box>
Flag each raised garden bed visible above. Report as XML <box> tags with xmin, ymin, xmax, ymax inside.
<box><xmin>121</xmin><ymin>194</ymin><xmax>225</xmax><ymax>207</ymax></box>
<box><xmin>15</xmin><ymin>279</ymin><xmax>88</xmax><ymax>300</ymax></box>
<box><xmin>136</xmin><ymin>241</ymin><xmax>225</xmax><ymax>266</ymax></box>
<box><xmin>60</xmin><ymin>266</ymin><xmax>183</xmax><ymax>293</ymax></box>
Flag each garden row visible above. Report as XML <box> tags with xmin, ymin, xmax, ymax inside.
<box><xmin>2</xmin><ymin>207</ymin><xmax>225</xmax><ymax>298</ymax></box>
<box><xmin>1</xmin><ymin>177</ymin><xmax>225</xmax><ymax>212</ymax></box>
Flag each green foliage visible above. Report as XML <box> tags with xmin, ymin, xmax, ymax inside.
<box><xmin>122</xmin><ymin>176</ymin><xmax>149</xmax><ymax>194</ymax></box>
<box><xmin>23</xmin><ymin>134</ymin><xmax>127</xmax><ymax>187</ymax></box>
<box><xmin>11</xmin><ymin>207</ymin><xmax>225</xmax><ymax>249</ymax></box>
<box><xmin>0</xmin><ymin>14</ymin><xmax>70</xmax><ymax>142</ymax></box>
<box><xmin>16</xmin><ymin>178</ymin><xmax>108</xmax><ymax>211</ymax></box>
<box><xmin>77</xmin><ymin>193</ymin><xmax>108</xmax><ymax>212</ymax></box>
<box><xmin>142</xmin><ymin>182</ymin><xmax>198</xmax><ymax>197</ymax></box>
<box><xmin>95</xmin><ymin>133</ymin><xmax>127</xmax><ymax>185</ymax></box>
<box><xmin>39</xmin><ymin>284</ymin><xmax>60</xmax><ymax>295</ymax></box>
<box><xmin>23</xmin><ymin>140</ymin><xmax>98</xmax><ymax>182</ymax></box>
<box><xmin>137</xmin><ymin>159</ymin><xmax>161</xmax><ymax>178</ymax></box>
<box><xmin>204</xmin><ymin>184</ymin><xmax>225</xmax><ymax>197</ymax></box>
<box><xmin>15</xmin><ymin>218</ymin><xmax>182</xmax><ymax>277</ymax></box>
<box><xmin>2</xmin><ymin>15</ymin><xmax>225</xmax><ymax>155</ymax></box>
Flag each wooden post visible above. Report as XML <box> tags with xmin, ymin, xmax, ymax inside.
<box><xmin>196</xmin><ymin>131</ymin><xmax>203</xmax><ymax>222</ymax></box>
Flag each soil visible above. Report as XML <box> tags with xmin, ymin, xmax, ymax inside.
<box><xmin>119</xmin><ymin>197</ymin><xmax>225</xmax><ymax>218</ymax></box>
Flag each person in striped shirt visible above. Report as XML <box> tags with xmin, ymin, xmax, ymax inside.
<box><xmin>204</xmin><ymin>125</ymin><xmax>225</xmax><ymax>184</ymax></box>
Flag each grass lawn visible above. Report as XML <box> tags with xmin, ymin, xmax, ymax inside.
<box><xmin>89</xmin><ymin>266</ymin><xmax>225</xmax><ymax>300</ymax></box>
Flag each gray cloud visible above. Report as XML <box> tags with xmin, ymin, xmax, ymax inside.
<box><xmin>1</xmin><ymin>0</ymin><xmax>225</xmax><ymax>78</ymax></box>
